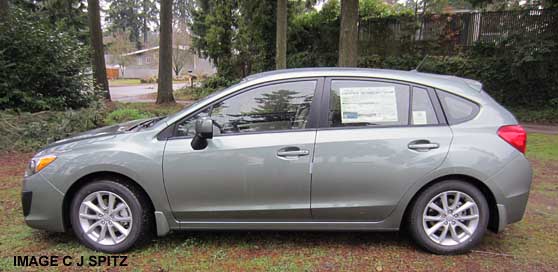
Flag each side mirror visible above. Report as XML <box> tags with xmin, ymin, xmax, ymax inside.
<box><xmin>191</xmin><ymin>117</ymin><xmax>213</xmax><ymax>150</ymax></box>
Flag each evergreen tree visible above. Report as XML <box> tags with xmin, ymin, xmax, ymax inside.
<box><xmin>204</xmin><ymin>0</ymin><xmax>236</xmax><ymax>79</ymax></box>
<box><xmin>236</xmin><ymin>0</ymin><xmax>276</xmax><ymax>76</ymax></box>
<box><xmin>141</xmin><ymin>0</ymin><xmax>159</xmax><ymax>45</ymax></box>
<box><xmin>0</xmin><ymin>0</ymin><xmax>8</xmax><ymax>20</ymax></box>
<box><xmin>106</xmin><ymin>0</ymin><xmax>158</xmax><ymax>49</ymax></box>
<box><xmin>10</xmin><ymin>0</ymin><xmax>89</xmax><ymax>42</ymax></box>
<box><xmin>189</xmin><ymin>0</ymin><xmax>276</xmax><ymax>79</ymax></box>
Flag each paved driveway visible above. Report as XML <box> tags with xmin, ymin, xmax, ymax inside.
<box><xmin>110</xmin><ymin>83</ymin><xmax>187</xmax><ymax>102</ymax></box>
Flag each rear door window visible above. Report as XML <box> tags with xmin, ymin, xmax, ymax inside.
<box><xmin>411</xmin><ymin>87</ymin><xmax>438</xmax><ymax>125</ymax></box>
<box><xmin>328</xmin><ymin>80</ymin><xmax>410</xmax><ymax>127</ymax></box>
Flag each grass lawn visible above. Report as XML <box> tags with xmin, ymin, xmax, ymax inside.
<box><xmin>109</xmin><ymin>79</ymin><xmax>190</xmax><ymax>87</ymax></box>
<box><xmin>1</xmin><ymin>132</ymin><xmax>557</xmax><ymax>271</ymax></box>
<box><xmin>109</xmin><ymin>79</ymin><xmax>143</xmax><ymax>86</ymax></box>
<box><xmin>144</xmin><ymin>88</ymin><xmax>201</xmax><ymax>101</ymax></box>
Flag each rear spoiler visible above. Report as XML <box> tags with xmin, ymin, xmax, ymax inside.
<box><xmin>462</xmin><ymin>78</ymin><xmax>483</xmax><ymax>92</ymax></box>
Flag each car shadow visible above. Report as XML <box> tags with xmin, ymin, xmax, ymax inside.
<box><xmin>145</xmin><ymin>230</ymin><xmax>419</xmax><ymax>252</ymax></box>
<box><xmin>31</xmin><ymin>228</ymin><xmax>506</xmax><ymax>256</ymax></box>
<box><xmin>32</xmin><ymin>228</ymin><xmax>417</xmax><ymax>251</ymax></box>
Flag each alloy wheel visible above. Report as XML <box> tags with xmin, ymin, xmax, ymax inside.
<box><xmin>78</xmin><ymin>191</ymin><xmax>133</xmax><ymax>246</ymax></box>
<box><xmin>422</xmin><ymin>190</ymin><xmax>480</xmax><ymax>246</ymax></box>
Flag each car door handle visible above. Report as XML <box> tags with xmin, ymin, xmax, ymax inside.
<box><xmin>408</xmin><ymin>141</ymin><xmax>440</xmax><ymax>151</ymax></box>
<box><xmin>277</xmin><ymin>150</ymin><xmax>310</xmax><ymax>157</ymax></box>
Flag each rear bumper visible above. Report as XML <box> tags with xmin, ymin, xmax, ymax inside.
<box><xmin>22</xmin><ymin>173</ymin><xmax>65</xmax><ymax>232</ymax></box>
<box><xmin>496</xmin><ymin>192</ymin><xmax>530</xmax><ymax>232</ymax></box>
<box><xmin>488</xmin><ymin>154</ymin><xmax>532</xmax><ymax>232</ymax></box>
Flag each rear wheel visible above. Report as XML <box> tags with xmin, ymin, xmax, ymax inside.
<box><xmin>69</xmin><ymin>179</ymin><xmax>152</xmax><ymax>253</ymax></box>
<box><xmin>408</xmin><ymin>180</ymin><xmax>489</xmax><ymax>254</ymax></box>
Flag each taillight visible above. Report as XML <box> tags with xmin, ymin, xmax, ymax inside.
<box><xmin>498</xmin><ymin>125</ymin><xmax>527</xmax><ymax>153</ymax></box>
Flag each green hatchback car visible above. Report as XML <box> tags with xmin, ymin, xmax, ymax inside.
<box><xmin>22</xmin><ymin>68</ymin><xmax>531</xmax><ymax>254</ymax></box>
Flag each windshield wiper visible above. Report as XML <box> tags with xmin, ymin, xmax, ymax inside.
<box><xmin>129</xmin><ymin>116</ymin><xmax>166</xmax><ymax>131</ymax></box>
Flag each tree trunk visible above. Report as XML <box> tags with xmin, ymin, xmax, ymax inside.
<box><xmin>157</xmin><ymin>0</ymin><xmax>175</xmax><ymax>104</ymax></box>
<box><xmin>143</xmin><ymin>0</ymin><xmax>148</xmax><ymax>46</ymax></box>
<box><xmin>143</xmin><ymin>17</ymin><xmax>148</xmax><ymax>46</ymax></box>
<box><xmin>338</xmin><ymin>0</ymin><xmax>359</xmax><ymax>67</ymax></box>
<box><xmin>0</xmin><ymin>0</ymin><xmax>9</xmax><ymax>21</ymax></box>
<box><xmin>87</xmin><ymin>0</ymin><xmax>110</xmax><ymax>100</ymax></box>
<box><xmin>275</xmin><ymin>0</ymin><xmax>287</xmax><ymax>70</ymax></box>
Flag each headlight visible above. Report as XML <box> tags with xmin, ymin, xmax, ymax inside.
<box><xmin>25</xmin><ymin>155</ymin><xmax>57</xmax><ymax>177</ymax></box>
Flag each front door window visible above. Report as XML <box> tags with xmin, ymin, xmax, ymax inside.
<box><xmin>175</xmin><ymin>80</ymin><xmax>317</xmax><ymax>137</ymax></box>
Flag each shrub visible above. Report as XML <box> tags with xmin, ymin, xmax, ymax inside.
<box><xmin>173</xmin><ymin>76</ymin><xmax>239</xmax><ymax>101</ymax></box>
<box><xmin>202</xmin><ymin>75</ymin><xmax>238</xmax><ymax>90</ymax></box>
<box><xmin>104</xmin><ymin>108</ymin><xmax>151</xmax><ymax>125</ymax></box>
<box><xmin>511</xmin><ymin>106</ymin><xmax>558</xmax><ymax>124</ymax></box>
<box><xmin>358</xmin><ymin>35</ymin><xmax>558</xmax><ymax>109</ymax></box>
<box><xmin>0</xmin><ymin>102</ymin><xmax>107</xmax><ymax>152</ymax></box>
<box><xmin>109</xmin><ymin>102</ymin><xmax>183</xmax><ymax>117</ymax></box>
<box><xmin>140</xmin><ymin>76</ymin><xmax>158</xmax><ymax>84</ymax></box>
<box><xmin>174</xmin><ymin>87</ymin><xmax>217</xmax><ymax>100</ymax></box>
<box><xmin>0</xmin><ymin>8</ymin><xmax>98</xmax><ymax>112</ymax></box>
<box><xmin>0</xmin><ymin>102</ymin><xmax>184</xmax><ymax>153</ymax></box>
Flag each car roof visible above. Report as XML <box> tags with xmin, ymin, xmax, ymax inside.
<box><xmin>242</xmin><ymin>67</ymin><xmax>483</xmax><ymax>96</ymax></box>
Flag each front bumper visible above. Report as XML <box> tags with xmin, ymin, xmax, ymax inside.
<box><xmin>22</xmin><ymin>173</ymin><xmax>65</xmax><ymax>232</ymax></box>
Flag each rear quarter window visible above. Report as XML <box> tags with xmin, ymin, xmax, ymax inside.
<box><xmin>436</xmin><ymin>90</ymin><xmax>480</xmax><ymax>124</ymax></box>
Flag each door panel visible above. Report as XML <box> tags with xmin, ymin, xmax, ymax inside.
<box><xmin>164</xmin><ymin>131</ymin><xmax>316</xmax><ymax>221</ymax></box>
<box><xmin>311</xmin><ymin>78</ymin><xmax>452</xmax><ymax>222</ymax></box>
<box><xmin>311</xmin><ymin>126</ymin><xmax>452</xmax><ymax>221</ymax></box>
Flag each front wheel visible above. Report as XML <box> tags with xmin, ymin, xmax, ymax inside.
<box><xmin>69</xmin><ymin>179</ymin><xmax>152</xmax><ymax>253</ymax></box>
<box><xmin>408</xmin><ymin>180</ymin><xmax>489</xmax><ymax>255</ymax></box>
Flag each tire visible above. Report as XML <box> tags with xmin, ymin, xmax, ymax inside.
<box><xmin>408</xmin><ymin>180</ymin><xmax>489</xmax><ymax>255</ymax></box>
<box><xmin>69</xmin><ymin>179</ymin><xmax>153</xmax><ymax>253</ymax></box>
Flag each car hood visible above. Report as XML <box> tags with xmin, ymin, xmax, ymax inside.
<box><xmin>43</xmin><ymin>118</ymin><xmax>153</xmax><ymax>150</ymax></box>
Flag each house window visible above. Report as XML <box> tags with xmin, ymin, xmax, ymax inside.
<box><xmin>144</xmin><ymin>56</ymin><xmax>152</xmax><ymax>64</ymax></box>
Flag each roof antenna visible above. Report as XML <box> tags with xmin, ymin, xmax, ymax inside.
<box><xmin>411</xmin><ymin>55</ymin><xmax>429</xmax><ymax>72</ymax></box>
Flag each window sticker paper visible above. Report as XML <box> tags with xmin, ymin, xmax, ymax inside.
<box><xmin>340</xmin><ymin>87</ymin><xmax>398</xmax><ymax>123</ymax></box>
<box><xmin>412</xmin><ymin>110</ymin><xmax>427</xmax><ymax>125</ymax></box>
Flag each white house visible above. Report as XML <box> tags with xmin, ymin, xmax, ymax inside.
<box><xmin>105</xmin><ymin>46</ymin><xmax>216</xmax><ymax>79</ymax></box>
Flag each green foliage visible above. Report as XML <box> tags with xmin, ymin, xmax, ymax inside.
<box><xmin>140</xmin><ymin>77</ymin><xmax>158</xmax><ymax>84</ymax></box>
<box><xmin>189</xmin><ymin>0</ymin><xmax>412</xmax><ymax>79</ymax></box>
<box><xmin>360</xmin><ymin>0</ymin><xmax>412</xmax><ymax>18</ymax></box>
<box><xmin>202</xmin><ymin>75</ymin><xmax>237</xmax><ymax>90</ymax></box>
<box><xmin>202</xmin><ymin>0</ymin><xmax>236</xmax><ymax>79</ymax></box>
<box><xmin>0</xmin><ymin>102</ymin><xmax>106</xmax><ymax>151</ymax></box>
<box><xmin>190</xmin><ymin>0</ymin><xmax>276</xmax><ymax>79</ymax></box>
<box><xmin>287</xmin><ymin>0</ymin><xmax>414</xmax><ymax>68</ymax></box>
<box><xmin>174</xmin><ymin>87</ymin><xmax>216</xmax><ymax>100</ymax></box>
<box><xmin>288</xmin><ymin>0</ymin><xmax>340</xmax><ymax>67</ymax></box>
<box><xmin>0</xmin><ymin>8</ymin><xmax>98</xmax><ymax>112</ymax></box>
<box><xmin>112</xmin><ymin>102</ymin><xmax>182</xmax><ymax>116</ymax></box>
<box><xmin>0</xmin><ymin>102</ymin><xmax>183</xmax><ymax>152</ymax></box>
<box><xmin>235</xmin><ymin>0</ymin><xmax>276</xmax><ymax>75</ymax></box>
<box><xmin>11</xmin><ymin>0</ymin><xmax>90</xmax><ymax>43</ymax></box>
<box><xmin>103</xmin><ymin>108</ymin><xmax>150</xmax><ymax>125</ymax></box>
<box><xmin>511</xmin><ymin>107</ymin><xmax>558</xmax><ymax>124</ymax></box>
<box><xmin>173</xmin><ymin>75</ymin><xmax>238</xmax><ymax>101</ymax></box>
<box><xmin>358</xmin><ymin>37</ymin><xmax>558</xmax><ymax>110</ymax></box>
